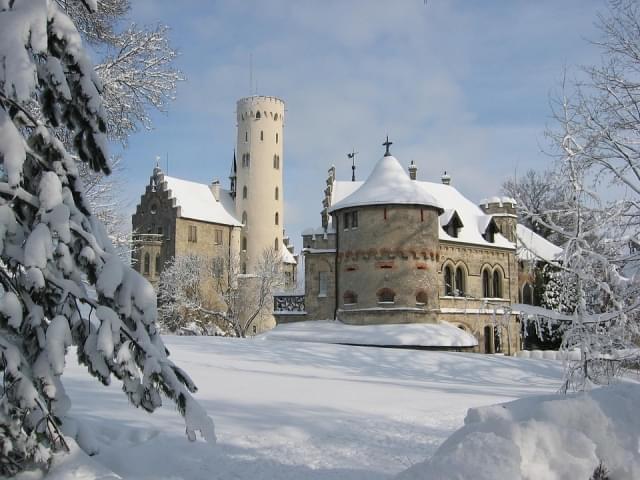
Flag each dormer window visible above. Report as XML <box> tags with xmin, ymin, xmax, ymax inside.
<box><xmin>440</xmin><ymin>210</ymin><xmax>463</xmax><ymax>238</ymax></box>
<box><xmin>481</xmin><ymin>218</ymin><xmax>499</xmax><ymax>243</ymax></box>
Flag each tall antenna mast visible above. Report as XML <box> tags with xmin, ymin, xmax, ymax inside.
<box><xmin>249</xmin><ymin>53</ymin><xmax>253</xmax><ymax>95</ymax></box>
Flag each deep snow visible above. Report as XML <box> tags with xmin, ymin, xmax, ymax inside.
<box><xmin>24</xmin><ymin>336</ymin><xmax>566</xmax><ymax>479</ymax></box>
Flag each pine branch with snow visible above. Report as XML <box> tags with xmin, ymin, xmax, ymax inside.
<box><xmin>0</xmin><ymin>1</ymin><xmax>212</xmax><ymax>474</ymax></box>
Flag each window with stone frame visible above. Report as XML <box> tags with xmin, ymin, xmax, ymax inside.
<box><xmin>155</xmin><ymin>254</ymin><xmax>162</xmax><ymax>276</ymax></box>
<box><xmin>318</xmin><ymin>271</ymin><xmax>329</xmax><ymax>297</ymax></box>
<box><xmin>416</xmin><ymin>290</ymin><xmax>428</xmax><ymax>305</ymax></box>
<box><xmin>444</xmin><ymin>265</ymin><xmax>454</xmax><ymax>296</ymax></box>
<box><xmin>188</xmin><ymin>225</ymin><xmax>197</xmax><ymax>243</ymax></box>
<box><xmin>377</xmin><ymin>287</ymin><xmax>396</xmax><ymax>303</ymax></box>
<box><xmin>493</xmin><ymin>270</ymin><xmax>502</xmax><ymax>298</ymax></box>
<box><xmin>351</xmin><ymin>211</ymin><xmax>358</xmax><ymax>228</ymax></box>
<box><xmin>522</xmin><ymin>282</ymin><xmax>534</xmax><ymax>305</ymax></box>
<box><xmin>343</xmin><ymin>290</ymin><xmax>358</xmax><ymax>305</ymax></box>
<box><xmin>215</xmin><ymin>229</ymin><xmax>223</xmax><ymax>245</ymax></box>
<box><xmin>143</xmin><ymin>253</ymin><xmax>150</xmax><ymax>275</ymax></box>
<box><xmin>482</xmin><ymin>269</ymin><xmax>491</xmax><ymax>297</ymax></box>
<box><xmin>455</xmin><ymin>266</ymin><xmax>465</xmax><ymax>296</ymax></box>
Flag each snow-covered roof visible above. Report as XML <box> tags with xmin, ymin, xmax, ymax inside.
<box><xmin>281</xmin><ymin>244</ymin><xmax>297</xmax><ymax>264</ymax></box>
<box><xmin>516</xmin><ymin>224</ymin><xmax>562</xmax><ymax>262</ymax></box>
<box><xmin>329</xmin><ymin>155</ymin><xmax>442</xmax><ymax>213</ymax></box>
<box><xmin>326</xmin><ymin>177</ymin><xmax>513</xmax><ymax>248</ymax></box>
<box><xmin>159</xmin><ymin>174</ymin><xmax>242</xmax><ymax>226</ymax></box>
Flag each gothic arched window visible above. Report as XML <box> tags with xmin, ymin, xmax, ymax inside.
<box><xmin>256</xmin><ymin>111</ymin><xmax>261</xmax><ymax>119</ymax></box>
<box><xmin>274</xmin><ymin>237</ymin><xmax>279</xmax><ymax>250</ymax></box>
<box><xmin>155</xmin><ymin>255</ymin><xmax>161</xmax><ymax>276</ymax></box>
<box><xmin>482</xmin><ymin>269</ymin><xmax>491</xmax><ymax>297</ymax></box>
<box><xmin>242</xmin><ymin>211</ymin><xmax>247</xmax><ymax>225</ymax></box>
<box><xmin>275</xmin><ymin>212</ymin><xmax>279</xmax><ymax>225</ymax></box>
<box><xmin>275</xmin><ymin>186</ymin><xmax>279</xmax><ymax>200</ymax></box>
<box><xmin>493</xmin><ymin>270</ymin><xmax>502</xmax><ymax>298</ymax></box>
<box><xmin>523</xmin><ymin>282</ymin><xmax>534</xmax><ymax>305</ymax></box>
<box><xmin>143</xmin><ymin>253</ymin><xmax>150</xmax><ymax>275</ymax></box>
<box><xmin>243</xmin><ymin>186</ymin><xmax>248</xmax><ymax>199</ymax></box>
<box><xmin>444</xmin><ymin>265</ymin><xmax>454</xmax><ymax>296</ymax></box>
<box><xmin>242</xmin><ymin>237</ymin><xmax>247</xmax><ymax>251</ymax></box>
<box><xmin>455</xmin><ymin>266</ymin><xmax>465</xmax><ymax>296</ymax></box>
<box><xmin>276</xmin><ymin>132</ymin><xmax>279</xmax><ymax>144</ymax></box>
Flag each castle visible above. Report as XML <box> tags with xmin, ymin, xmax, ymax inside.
<box><xmin>132</xmin><ymin>95</ymin><xmax>560</xmax><ymax>350</ymax></box>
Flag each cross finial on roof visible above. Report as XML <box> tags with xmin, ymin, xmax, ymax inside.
<box><xmin>383</xmin><ymin>136</ymin><xmax>393</xmax><ymax>157</ymax></box>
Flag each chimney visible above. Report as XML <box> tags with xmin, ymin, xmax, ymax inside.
<box><xmin>441</xmin><ymin>171</ymin><xmax>451</xmax><ymax>185</ymax></box>
<box><xmin>210</xmin><ymin>179</ymin><xmax>220</xmax><ymax>201</ymax></box>
<box><xmin>408</xmin><ymin>161</ymin><xmax>417</xmax><ymax>180</ymax></box>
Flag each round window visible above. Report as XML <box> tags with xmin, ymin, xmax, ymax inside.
<box><xmin>150</xmin><ymin>203</ymin><xmax>158</xmax><ymax>215</ymax></box>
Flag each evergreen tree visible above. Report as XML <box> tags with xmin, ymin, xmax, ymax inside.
<box><xmin>0</xmin><ymin>1</ymin><xmax>213</xmax><ymax>475</ymax></box>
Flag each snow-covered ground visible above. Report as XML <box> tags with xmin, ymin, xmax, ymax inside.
<box><xmin>262</xmin><ymin>320</ymin><xmax>478</xmax><ymax>347</ymax></box>
<box><xmin>34</xmin><ymin>336</ymin><xmax>565</xmax><ymax>479</ymax></box>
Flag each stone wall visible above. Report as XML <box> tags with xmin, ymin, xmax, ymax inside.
<box><xmin>335</xmin><ymin>204</ymin><xmax>441</xmax><ymax>324</ymax></box>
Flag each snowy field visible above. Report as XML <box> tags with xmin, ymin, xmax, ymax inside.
<box><xmin>29</xmin><ymin>336</ymin><xmax>567</xmax><ymax>479</ymax></box>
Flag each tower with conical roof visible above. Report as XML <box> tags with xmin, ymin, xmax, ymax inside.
<box><xmin>234</xmin><ymin>96</ymin><xmax>285</xmax><ymax>273</ymax></box>
<box><xmin>328</xmin><ymin>138</ymin><xmax>444</xmax><ymax>325</ymax></box>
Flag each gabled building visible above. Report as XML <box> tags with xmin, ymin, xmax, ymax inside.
<box><xmin>283</xmin><ymin>140</ymin><xmax>559</xmax><ymax>353</ymax></box>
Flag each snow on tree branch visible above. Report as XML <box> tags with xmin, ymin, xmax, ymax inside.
<box><xmin>0</xmin><ymin>1</ymin><xmax>211</xmax><ymax>475</ymax></box>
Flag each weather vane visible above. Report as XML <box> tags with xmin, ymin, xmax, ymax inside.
<box><xmin>347</xmin><ymin>149</ymin><xmax>358</xmax><ymax>181</ymax></box>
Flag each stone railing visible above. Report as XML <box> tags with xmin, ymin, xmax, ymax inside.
<box><xmin>274</xmin><ymin>294</ymin><xmax>306</xmax><ymax>313</ymax></box>
<box><xmin>132</xmin><ymin>233</ymin><xmax>164</xmax><ymax>244</ymax></box>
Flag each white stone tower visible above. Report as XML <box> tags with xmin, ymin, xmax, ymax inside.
<box><xmin>235</xmin><ymin>95</ymin><xmax>285</xmax><ymax>273</ymax></box>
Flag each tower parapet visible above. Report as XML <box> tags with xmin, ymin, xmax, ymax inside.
<box><xmin>479</xmin><ymin>196</ymin><xmax>517</xmax><ymax>242</ymax></box>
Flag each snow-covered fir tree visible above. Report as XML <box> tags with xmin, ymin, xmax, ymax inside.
<box><xmin>0</xmin><ymin>1</ymin><xmax>212</xmax><ymax>475</ymax></box>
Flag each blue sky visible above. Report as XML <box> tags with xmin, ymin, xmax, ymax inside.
<box><xmin>118</xmin><ymin>0</ymin><xmax>605</xmax><ymax>249</ymax></box>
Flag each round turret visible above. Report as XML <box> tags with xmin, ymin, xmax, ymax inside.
<box><xmin>235</xmin><ymin>96</ymin><xmax>285</xmax><ymax>273</ymax></box>
<box><xmin>332</xmin><ymin>151</ymin><xmax>442</xmax><ymax>324</ymax></box>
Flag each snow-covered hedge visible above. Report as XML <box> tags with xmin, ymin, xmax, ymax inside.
<box><xmin>397</xmin><ymin>383</ymin><xmax>640</xmax><ymax>480</ymax></box>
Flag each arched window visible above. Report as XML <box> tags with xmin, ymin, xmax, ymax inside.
<box><xmin>246</xmin><ymin>153</ymin><xmax>250</xmax><ymax>167</ymax></box>
<box><xmin>344</xmin><ymin>291</ymin><xmax>357</xmax><ymax>305</ymax></box>
<box><xmin>482</xmin><ymin>269</ymin><xmax>491</xmax><ymax>297</ymax></box>
<box><xmin>242</xmin><ymin>211</ymin><xmax>247</xmax><ymax>225</ymax></box>
<box><xmin>455</xmin><ymin>266</ymin><xmax>465</xmax><ymax>296</ymax></box>
<box><xmin>155</xmin><ymin>254</ymin><xmax>161</xmax><ymax>275</ymax></box>
<box><xmin>260</xmin><ymin>130</ymin><xmax>264</xmax><ymax>141</ymax></box>
<box><xmin>242</xmin><ymin>237</ymin><xmax>247</xmax><ymax>251</ymax></box>
<box><xmin>274</xmin><ymin>237</ymin><xmax>279</xmax><ymax>250</ymax></box>
<box><xmin>492</xmin><ymin>270</ymin><xmax>502</xmax><ymax>298</ymax></box>
<box><xmin>274</xmin><ymin>113</ymin><xmax>279</xmax><ymax>121</ymax></box>
<box><xmin>243</xmin><ymin>186</ymin><xmax>248</xmax><ymax>199</ymax></box>
<box><xmin>256</xmin><ymin>111</ymin><xmax>261</xmax><ymax>119</ymax></box>
<box><xmin>276</xmin><ymin>132</ymin><xmax>279</xmax><ymax>144</ymax></box>
<box><xmin>273</xmin><ymin>154</ymin><xmax>277</xmax><ymax>168</ymax></box>
<box><xmin>416</xmin><ymin>290</ymin><xmax>428</xmax><ymax>305</ymax></box>
<box><xmin>143</xmin><ymin>253</ymin><xmax>150</xmax><ymax>275</ymax></box>
<box><xmin>242</xmin><ymin>263</ymin><xmax>247</xmax><ymax>274</ymax></box>
<box><xmin>377</xmin><ymin>288</ymin><xmax>396</xmax><ymax>303</ymax></box>
<box><xmin>523</xmin><ymin>283</ymin><xmax>534</xmax><ymax>305</ymax></box>
<box><xmin>275</xmin><ymin>212</ymin><xmax>279</xmax><ymax>225</ymax></box>
<box><xmin>245</xmin><ymin>131</ymin><xmax>248</xmax><ymax>142</ymax></box>
<box><xmin>275</xmin><ymin>186</ymin><xmax>279</xmax><ymax>200</ymax></box>
<box><xmin>444</xmin><ymin>265</ymin><xmax>454</xmax><ymax>296</ymax></box>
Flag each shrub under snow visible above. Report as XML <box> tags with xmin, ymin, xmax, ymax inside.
<box><xmin>397</xmin><ymin>383</ymin><xmax>640</xmax><ymax>480</ymax></box>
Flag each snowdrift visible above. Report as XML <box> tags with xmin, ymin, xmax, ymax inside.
<box><xmin>397</xmin><ymin>383</ymin><xmax>640</xmax><ymax>480</ymax></box>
